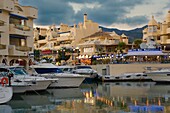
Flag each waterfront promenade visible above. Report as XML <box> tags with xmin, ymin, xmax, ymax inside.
<box><xmin>91</xmin><ymin>63</ymin><xmax>170</xmax><ymax>75</ymax></box>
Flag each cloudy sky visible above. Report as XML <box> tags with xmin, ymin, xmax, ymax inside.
<box><xmin>20</xmin><ymin>0</ymin><xmax>170</xmax><ymax>30</ymax></box>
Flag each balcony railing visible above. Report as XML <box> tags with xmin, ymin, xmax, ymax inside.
<box><xmin>0</xmin><ymin>44</ymin><xmax>6</xmax><ymax>49</ymax></box>
<box><xmin>167</xmin><ymin>28</ymin><xmax>170</xmax><ymax>34</ymax></box>
<box><xmin>8</xmin><ymin>45</ymin><xmax>28</xmax><ymax>56</ymax></box>
<box><xmin>16</xmin><ymin>46</ymin><xmax>32</xmax><ymax>52</ymax></box>
<box><xmin>9</xmin><ymin>24</ymin><xmax>32</xmax><ymax>36</ymax></box>
<box><xmin>14</xmin><ymin>24</ymin><xmax>30</xmax><ymax>31</ymax></box>
<box><xmin>0</xmin><ymin>20</ymin><xmax>5</xmax><ymax>26</ymax></box>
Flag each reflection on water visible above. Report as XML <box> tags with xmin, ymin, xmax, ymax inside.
<box><xmin>1</xmin><ymin>82</ymin><xmax>170</xmax><ymax>113</ymax></box>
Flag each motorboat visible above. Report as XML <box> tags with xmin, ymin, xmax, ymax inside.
<box><xmin>71</xmin><ymin>65</ymin><xmax>99</xmax><ymax>83</ymax></box>
<box><xmin>0</xmin><ymin>67</ymin><xmax>33</xmax><ymax>93</ymax></box>
<box><xmin>30</xmin><ymin>63</ymin><xmax>86</xmax><ymax>88</ymax></box>
<box><xmin>0</xmin><ymin>77</ymin><xmax>13</xmax><ymax>104</ymax></box>
<box><xmin>58</xmin><ymin>65</ymin><xmax>98</xmax><ymax>83</ymax></box>
<box><xmin>72</xmin><ymin>65</ymin><xmax>98</xmax><ymax>76</ymax></box>
<box><xmin>99</xmin><ymin>72</ymin><xmax>152</xmax><ymax>82</ymax></box>
<box><xmin>0</xmin><ymin>66</ymin><xmax>58</xmax><ymax>92</ymax></box>
<box><xmin>144</xmin><ymin>67</ymin><xmax>170</xmax><ymax>83</ymax></box>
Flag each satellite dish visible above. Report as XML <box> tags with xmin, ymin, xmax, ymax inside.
<box><xmin>140</xmin><ymin>43</ymin><xmax>148</xmax><ymax>49</ymax></box>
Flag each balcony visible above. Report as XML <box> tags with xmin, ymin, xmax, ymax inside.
<box><xmin>0</xmin><ymin>20</ymin><xmax>5</xmax><ymax>32</ymax></box>
<box><xmin>8</xmin><ymin>45</ymin><xmax>29</xmax><ymax>56</ymax></box>
<box><xmin>16</xmin><ymin>46</ymin><xmax>32</xmax><ymax>52</ymax></box>
<box><xmin>0</xmin><ymin>44</ymin><xmax>8</xmax><ymax>55</ymax></box>
<box><xmin>24</xmin><ymin>6</ymin><xmax>38</xmax><ymax>19</ymax></box>
<box><xmin>54</xmin><ymin>46</ymin><xmax>61</xmax><ymax>50</ymax></box>
<box><xmin>0</xmin><ymin>0</ymin><xmax>14</xmax><ymax>12</ymax></box>
<box><xmin>167</xmin><ymin>28</ymin><xmax>170</xmax><ymax>34</ymax></box>
<box><xmin>37</xmin><ymin>39</ymin><xmax>47</xmax><ymax>44</ymax></box>
<box><xmin>9</xmin><ymin>24</ymin><xmax>31</xmax><ymax>36</ymax></box>
<box><xmin>57</xmin><ymin>36</ymin><xmax>74</xmax><ymax>41</ymax></box>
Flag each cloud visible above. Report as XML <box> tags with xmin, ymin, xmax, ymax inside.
<box><xmin>68</xmin><ymin>2</ymin><xmax>101</xmax><ymax>14</ymax></box>
<box><xmin>119</xmin><ymin>16</ymin><xmax>149</xmax><ymax>26</ymax></box>
<box><xmin>164</xmin><ymin>1</ymin><xmax>170</xmax><ymax>9</ymax></box>
<box><xmin>19</xmin><ymin>0</ymin><xmax>167</xmax><ymax>29</ymax></box>
<box><xmin>20</xmin><ymin>0</ymin><xmax>75</xmax><ymax>25</ymax></box>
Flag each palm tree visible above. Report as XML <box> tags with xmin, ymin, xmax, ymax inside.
<box><xmin>118</xmin><ymin>42</ymin><xmax>126</xmax><ymax>51</ymax></box>
<box><xmin>133</xmin><ymin>39</ymin><xmax>142</xmax><ymax>49</ymax></box>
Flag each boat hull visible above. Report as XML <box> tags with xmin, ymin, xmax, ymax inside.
<box><xmin>25</xmin><ymin>80</ymin><xmax>51</xmax><ymax>91</ymax></box>
<box><xmin>99</xmin><ymin>73</ymin><xmax>152</xmax><ymax>82</ymax></box>
<box><xmin>147</xmin><ymin>73</ymin><xmax>170</xmax><ymax>83</ymax></box>
<box><xmin>0</xmin><ymin>86</ymin><xmax>13</xmax><ymax>104</ymax></box>
<box><xmin>49</xmin><ymin>76</ymin><xmax>85</xmax><ymax>88</ymax></box>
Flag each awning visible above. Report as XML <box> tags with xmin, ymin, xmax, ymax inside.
<box><xmin>10</xmin><ymin>35</ymin><xmax>26</xmax><ymax>39</ymax></box>
<box><xmin>10</xmin><ymin>13</ymin><xmax>28</xmax><ymax>20</ymax></box>
<box><xmin>124</xmin><ymin>50</ymin><xmax>165</xmax><ymax>56</ymax></box>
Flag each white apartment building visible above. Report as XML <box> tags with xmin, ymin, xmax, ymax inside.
<box><xmin>0</xmin><ymin>0</ymin><xmax>37</xmax><ymax>68</ymax></box>
<box><xmin>143</xmin><ymin>10</ymin><xmax>170</xmax><ymax>50</ymax></box>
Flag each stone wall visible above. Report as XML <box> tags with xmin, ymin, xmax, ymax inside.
<box><xmin>91</xmin><ymin>63</ymin><xmax>170</xmax><ymax>76</ymax></box>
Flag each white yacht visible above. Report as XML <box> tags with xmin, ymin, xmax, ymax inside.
<box><xmin>0</xmin><ymin>77</ymin><xmax>13</xmax><ymax>104</ymax></box>
<box><xmin>0</xmin><ymin>66</ymin><xmax>58</xmax><ymax>92</ymax></box>
<box><xmin>30</xmin><ymin>63</ymin><xmax>86</xmax><ymax>88</ymax></box>
<box><xmin>144</xmin><ymin>67</ymin><xmax>170</xmax><ymax>83</ymax></box>
<box><xmin>100</xmin><ymin>72</ymin><xmax>152</xmax><ymax>82</ymax></box>
<box><xmin>58</xmin><ymin>65</ymin><xmax>99</xmax><ymax>83</ymax></box>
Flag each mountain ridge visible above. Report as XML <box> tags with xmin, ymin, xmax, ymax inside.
<box><xmin>99</xmin><ymin>25</ymin><xmax>147</xmax><ymax>43</ymax></box>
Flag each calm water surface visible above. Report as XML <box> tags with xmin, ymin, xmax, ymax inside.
<box><xmin>1</xmin><ymin>82</ymin><xmax>170</xmax><ymax>113</ymax></box>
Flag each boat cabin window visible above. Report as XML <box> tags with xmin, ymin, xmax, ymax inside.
<box><xmin>0</xmin><ymin>68</ymin><xmax>9</xmax><ymax>77</ymax></box>
<box><xmin>10</xmin><ymin>67</ymin><xmax>28</xmax><ymax>75</ymax></box>
<box><xmin>143</xmin><ymin>74</ymin><xmax>147</xmax><ymax>77</ymax></box>
<box><xmin>136</xmin><ymin>74</ymin><xmax>141</xmax><ymax>77</ymax></box>
<box><xmin>115</xmin><ymin>77</ymin><xmax>120</xmax><ymax>79</ymax></box>
<box><xmin>63</xmin><ymin>68</ymin><xmax>73</xmax><ymax>72</ymax></box>
<box><xmin>126</xmin><ymin>75</ymin><xmax>131</xmax><ymax>78</ymax></box>
<box><xmin>75</xmin><ymin>66</ymin><xmax>92</xmax><ymax>69</ymax></box>
<box><xmin>34</xmin><ymin>68</ymin><xmax>63</xmax><ymax>74</ymax></box>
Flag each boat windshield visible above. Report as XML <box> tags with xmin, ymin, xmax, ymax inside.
<box><xmin>34</xmin><ymin>68</ymin><xmax>63</xmax><ymax>74</ymax></box>
<box><xmin>10</xmin><ymin>67</ymin><xmax>28</xmax><ymax>76</ymax></box>
<box><xmin>76</xmin><ymin>66</ymin><xmax>92</xmax><ymax>69</ymax></box>
<box><xmin>0</xmin><ymin>68</ymin><xmax>9</xmax><ymax>77</ymax></box>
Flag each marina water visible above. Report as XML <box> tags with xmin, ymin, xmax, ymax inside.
<box><xmin>1</xmin><ymin>82</ymin><xmax>169</xmax><ymax>113</ymax></box>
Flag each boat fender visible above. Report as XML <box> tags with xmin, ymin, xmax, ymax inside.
<box><xmin>0</xmin><ymin>77</ymin><xmax>9</xmax><ymax>87</ymax></box>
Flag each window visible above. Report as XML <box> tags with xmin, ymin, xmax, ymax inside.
<box><xmin>157</xmin><ymin>36</ymin><xmax>160</xmax><ymax>40</ymax></box>
<box><xmin>108</xmin><ymin>48</ymin><xmax>112</xmax><ymax>52</ymax></box>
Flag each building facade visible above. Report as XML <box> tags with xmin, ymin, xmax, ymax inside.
<box><xmin>34</xmin><ymin>14</ymin><xmax>99</xmax><ymax>51</ymax></box>
<box><xmin>143</xmin><ymin>10</ymin><xmax>170</xmax><ymax>50</ymax></box>
<box><xmin>78</xmin><ymin>31</ymin><xmax>130</xmax><ymax>64</ymax></box>
<box><xmin>0</xmin><ymin>0</ymin><xmax>37</xmax><ymax>67</ymax></box>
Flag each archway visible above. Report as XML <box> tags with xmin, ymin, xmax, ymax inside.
<box><xmin>2</xmin><ymin>58</ymin><xmax>7</xmax><ymax>65</ymax></box>
<box><xmin>29</xmin><ymin>59</ymin><xmax>33</xmax><ymax>66</ymax></box>
<box><xmin>9</xmin><ymin>59</ymin><xmax>15</xmax><ymax>66</ymax></box>
<box><xmin>10</xmin><ymin>59</ymin><xmax>27</xmax><ymax>67</ymax></box>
